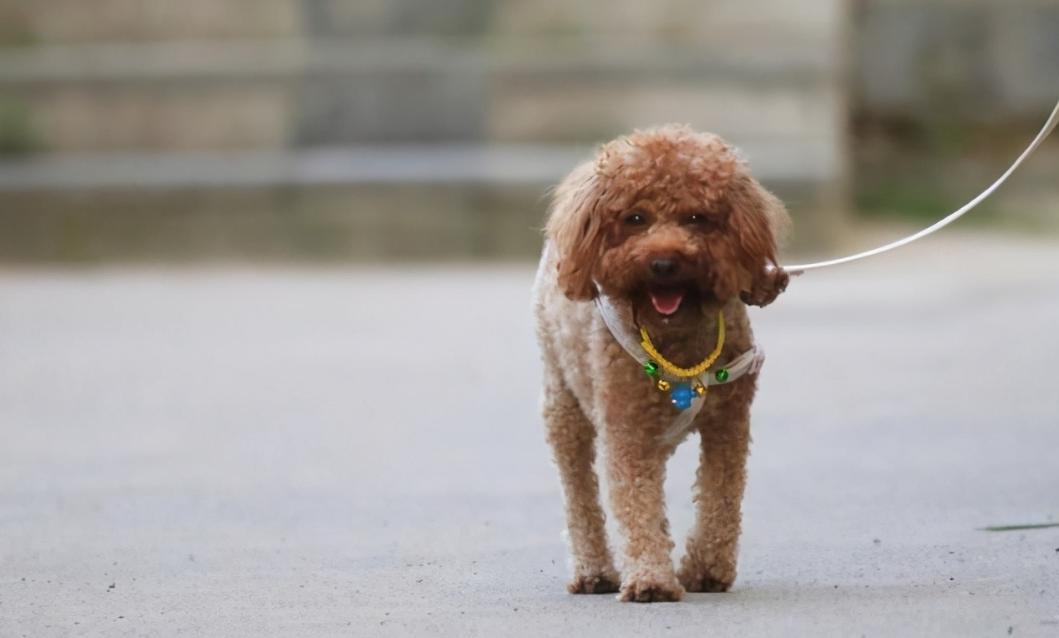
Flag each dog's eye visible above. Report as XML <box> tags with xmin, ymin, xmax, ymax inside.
<box><xmin>684</xmin><ymin>213</ymin><xmax>714</xmax><ymax>228</ymax></box>
<box><xmin>623</xmin><ymin>212</ymin><xmax>648</xmax><ymax>226</ymax></box>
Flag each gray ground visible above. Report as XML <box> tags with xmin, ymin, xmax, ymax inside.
<box><xmin>2</xmin><ymin>234</ymin><xmax>1058</xmax><ymax>637</ymax></box>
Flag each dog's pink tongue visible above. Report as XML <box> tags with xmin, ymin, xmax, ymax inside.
<box><xmin>649</xmin><ymin>289</ymin><xmax>684</xmax><ymax>316</ymax></box>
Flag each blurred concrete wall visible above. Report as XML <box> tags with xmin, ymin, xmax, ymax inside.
<box><xmin>1</xmin><ymin>1</ymin><xmax>849</xmax><ymax>262</ymax></box>
<box><xmin>851</xmin><ymin>0</ymin><xmax>1059</xmax><ymax>229</ymax></box>
<box><xmin>856</xmin><ymin>0</ymin><xmax>1059</xmax><ymax>120</ymax></box>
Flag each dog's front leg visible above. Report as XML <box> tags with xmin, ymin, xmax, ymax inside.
<box><xmin>677</xmin><ymin>394</ymin><xmax>752</xmax><ymax>592</ymax></box>
<box><xmin>603</xmin><ymin>417</ymin><xmax>684</xmax><ymax>602</ymax></box>
<box><xmin>543</xmin><ymin>377</ymin><xmax>620</xmax><ymax>594</ymax></box>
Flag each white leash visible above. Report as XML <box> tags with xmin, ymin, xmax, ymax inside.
<box><xmin>784</xmin><ymin>99</ymin><xmax>1059</xmax><ymax>274</ymax></box>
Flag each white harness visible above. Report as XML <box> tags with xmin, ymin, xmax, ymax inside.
<box><xmin>594</xmin><ymin>294</ymin><xmax>764</xmax><ymax>443</ymax></box>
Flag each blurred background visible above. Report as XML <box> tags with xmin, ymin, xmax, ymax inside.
<box><xmin>0</xmin><ymin>0</ymin><xmax>1055</xmax><ymax>262</ymax></box>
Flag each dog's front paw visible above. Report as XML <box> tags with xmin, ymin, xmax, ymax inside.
<box><xmin>617</xmin><ymin>572</ymin><xmax>684</xmax><ymax>603</ymax></box>
<box><xmin>677</xmin><ymin>559</ymin><xmax>737</xmax><ymax>593</ymax></box>
<box><xmin>678</xmin><ymin>569</ymin><xmax>734</xmax><ymax>593</ymax></box>
<box><xmin>741</xmin><ymin>266</ymin><xmax>790</xmax><ymax>307</ymax></box>
<box><xmin>567</xmin><ymin>570</ymin><xmax>621</xmax><ymax>594</ymax></box>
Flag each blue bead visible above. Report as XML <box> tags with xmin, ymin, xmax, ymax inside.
<box><xmin>670</xmin><ymin>384</ymin><xmax>695</xmax><ymax>410</ymax></box>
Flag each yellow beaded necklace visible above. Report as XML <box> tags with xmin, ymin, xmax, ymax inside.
<box><xmin>638</xmin><ymin>310</ymin><xmax>726</xmax><ymax>409</ymax></box>
<box><xmin>639</xmin><ymin>310</ymin><xmax>726</xmax><ymax>378</ymax></box>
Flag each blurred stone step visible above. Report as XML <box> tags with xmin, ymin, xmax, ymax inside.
<box><xmin>0</xmin><ymin>174</ymin><xmax>825</xmax><ymax>264</ymax></box>
<box><xmin>0</xmin><ymin>0</ymin><xmax>301</xmax><ymax>43</ymax></box>
<box><xmin>1</xmin><ymin>0</ymin><xmax>842</xmax><ymax>43</ymax></box>
<box><xmin>0</xmin><ymin>146</ymin><xmax>586</xmax><ymax>190</ymax></box>
<box><xmin>0</xmin><ymin>39</ymin><xmax>841</xmax><ymax>152</ymax></box>
<box><xmin>0</xmin><ymin>182</ymin><xmax>554</xmax><ymax>262</ymax></box>
<box><xmin>0</xmin><ymin>141</ymin><xmax>838</xmax><ymax>193</ymax></box>
<box><xmin>0</xmin><ymin>38</ymin><xmax>837</xmax><ymax>85</ymax></box>
<box><xmin>0</xmin><ymin>143</ymin><xmax>838</xmax><ymax>263</ymax></box>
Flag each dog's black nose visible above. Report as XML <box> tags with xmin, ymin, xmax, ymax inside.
<box><xmin>650</xmin><ymin>259</ymin><xmax>678</xmax><ymax>278</ymax></box>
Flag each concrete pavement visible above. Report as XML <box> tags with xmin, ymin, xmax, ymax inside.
<box><xmin>1</xmin><ymin>233</ymin><xmax>1058</xmax><ymax>636</ymax></box>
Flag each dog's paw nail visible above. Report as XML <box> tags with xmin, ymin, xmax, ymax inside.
<box><xmin>617</xmin><ymin>577</ymin><xmax>684</xmax><ymax>603</ymax></box>
<box><xmin>567</xmin><ymin>572</ymin><xmax>620</xmax><ymax>594</ymax></box>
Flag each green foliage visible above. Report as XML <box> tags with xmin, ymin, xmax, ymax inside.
<box><xmin>855</xmin><ymin>178</ymin><xmax>955</xmax><ymax>221</ymax></box>
<box><xmin>0</xmin><ymin>100</ymin><xmax>42</xmax><ymax>155</ymax></box>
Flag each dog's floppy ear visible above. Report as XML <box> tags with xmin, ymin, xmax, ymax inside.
<box><xmin>545</xmin><ymin>160</ymin><xmax>607</xmax><ymax>300</ymax></box>
<box><xmin>727</xmin><ymin>173</ymin><xmax>789</xmax><ymax>293</ymax></box>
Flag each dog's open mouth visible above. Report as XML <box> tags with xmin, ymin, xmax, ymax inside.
<box><xmin>648</xmin><ymin>286</ymin><xmax>687</xmax><ymax>316</ymax></box>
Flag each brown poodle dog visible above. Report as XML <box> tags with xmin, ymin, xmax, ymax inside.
<box><xmin>533</xmin><ymin>125</ymin><xmax>790</xmax><ymax>602</ymax></box>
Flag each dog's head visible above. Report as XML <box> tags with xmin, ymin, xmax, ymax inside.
<box><xmin>546</xmin><ymin>125</ymin><xmax>788</xmax><ymax>322</ymax></box>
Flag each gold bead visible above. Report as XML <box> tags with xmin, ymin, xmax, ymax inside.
<box><xmin>694</xmin><ymin>383</ymin><xmax>706</xmax><ymax>396</ymax></box>
<box><xmin>656</xmin><ymin>379</ymin><xmax>671</xmax><ymax>392</ymax></box>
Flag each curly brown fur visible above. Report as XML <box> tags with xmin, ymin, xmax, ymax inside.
<box><xmin>534</xmin><ymin>125</ymin><xmax>790</xmax><ymax>602</ymax></box>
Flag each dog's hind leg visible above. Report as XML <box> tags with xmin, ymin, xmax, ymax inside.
<box><xmin>543</xmin><ymin>378</ymin><xmax>620</xmax><ymax>594</ymax></box>
<box><xmin>677</xmin><ymin>393</ymin><xmax>752</xmax><ymax>593</ymax></box>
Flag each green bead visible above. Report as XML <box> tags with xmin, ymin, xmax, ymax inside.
<box><xmin>714</xmin><ymin>368</ymin><xmax>730</xmax><ymax>382</ymax></box>
<box><xmin>643</xmin><ymin>360</ymin><xmax>659</xmax><ymax>377</ymax></box>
